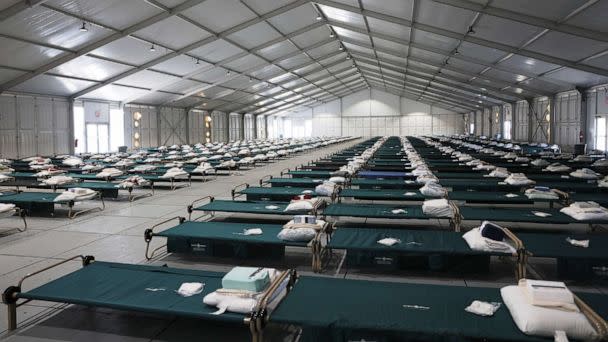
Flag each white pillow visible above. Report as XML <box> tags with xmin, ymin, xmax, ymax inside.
<box><xmin>284</xmin><ymin>199</ymin><xmax>317</xmax><ymax>212</ymax></box>
<box><xmin>328</xmin><ymin>176</ymin><xmax>346</xmax><ymax>184</ymax></box>
<box><xmin>501</xmin><ymin>285</ymin><xmax>597</xmax><ymax>340</ymax></box>
<box><xmin>203</xmin><ymin>291</ymin><xmax>258</xmax><ymax>314</ymax></box>
<box><xmin>277</xmin><ymin>228</ymin><xmax>317</xmax><ymax>242</ymax></box>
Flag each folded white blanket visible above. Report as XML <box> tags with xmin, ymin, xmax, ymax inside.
<box><xmin>531</xmin><ymin>159</ymin><xmax>550</xmax><ymax>167</ymax></box>
<box><xmin>505</xmin><ymin>173</ymin><xmax>535</xmax><ymax>186</ymax></box>
<box><xmin>488</xmin><ymin>167</ymin><xmax>510</xmax><ymax>178</ymax></box>
<box><xmin>315</xmin><ymin>181</ymin><xmax>336</xmax><ymax>196</ymax></box>
<box><xmin>160</xmin><ymin>167</ymin><xmax>188</xmax><ymax>179</ymax></box>
<box><xmin>422</xmin><ymin>199</ymin><xmax>454</xmax><ymax>218</ymax></box>
<box><xmin>569</xmin><ymin>168</ymin><xmax>599</xmax><ymax>179</ymax></box>
<box><xmin>96</xmin><ymin>168</ymin><xmax>123</xmax><ymax>178</ymax></box>
<box><xmin>419</xmin><ymin>182</ymin><xmax>447</xmax><ymax>197</ymax></box>
<box><xmin>501</xmin><ymin>285</ymin><xmax>596</xmax><ymax>340</ymax></box>
<box><xmin>544</xmin><ymin>163</ymin><xmax>570</xmax><ymax>173</ymax></box>
<box><xmin>560</xmin><ymin>201</ymin><xmax>608</xmax><ymax>221</ymax></box>
<box><xmin>525</xmin><ymin>187</ymin><xmax>559</xmax><ymax>200</ymax></box>
<box><xmin>42</xmin><ymin>175</ymin><xmax>75</xmax><ymax>186</ymax></box>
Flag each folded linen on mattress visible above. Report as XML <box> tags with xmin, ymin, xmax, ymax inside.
<box><xmin>531</xmin><ymin>159</ymin><xmax>550</xmax><ymax>167</ymax></box>
<box><xmin>489</xmin><ymin>167</ymin><xmax>510</xmax><ymax>178</ymax></box>
<box><xmin>419</xmin><ymin>182</ymin><xmax>447</xmax><ymax>197</ymax></box>
<box><xmin>422</xmin><ymin>198</ymin><xmax>454</xmax><ymax>217</ymax></box>
<box><xmin>160</xmin><ymin>167</ymin><xmax>188</xmax><ymax>179</ymax></box>
<box><xmin>505</xmin><ymin>173</ymin><xmax>535</xmax><ymax>186</ymax></box>
<box><xmin>96</xmin><ymin>168</ymin><xmax>123</xmax><ymax>178</ymax></box>
<box><xmin>525</xmin><ymin>186</ymin><xmax>559</xmax><ymax>200</ymax></box>
<box><xmin>501</xmin><ymin>285</ymin><xmax>597</xmax><ymax>340</ymax></box>
<box><xmin>42</xmin><ymin>175</ymin><xmax>75</xmax><ymax>186</ymax></box>
<box><xmin>569</xmin><ymin>168</ymin><xmax>600</xmax><ymax>180</ymax></box>
<box><xmin>277</xmin><ymin>219</ymin><xmax>325</xmax><ymax>242</ymax></box>
<box><xmin>560</xmin><ymin>201</ymin><xmax>608</xmax><ymax>221</ymax></box>
<box><xmin>284</xmin><ymin>198</ymin><xmax>320</xmax><ymax>212</ymax></box>
<box><xmin>544</xmin><ymin>163</ymin><xmax>571</xmax><ymax>173</ymax></box>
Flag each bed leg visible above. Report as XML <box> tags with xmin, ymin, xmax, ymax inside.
<box><xmin>7</xmin><ymin>303</ymin><xmax>16</xmax><ymax>331</ymax></box>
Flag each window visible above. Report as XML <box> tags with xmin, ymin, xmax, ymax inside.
<box><xmin>596</xmin><ymin>116</ymin><xmax>607</xmax><ymax>152</ymax></box>
<box><xmin>503</xmin><ymin>120</ymin><xmax>512</xmax><ymax>140</ymax></box>
<box><xmin>469</xmin><ymin>123</ymin><xmax>475</xmax><ymax>135</ymax></box>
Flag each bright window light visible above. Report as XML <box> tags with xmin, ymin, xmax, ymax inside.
<box><xmin>110</xmin><ymin>108</ymin><xmax>124</xmax><ymax>151</ymax></box>
<box><xmin>74</xmin><ymin>106</ymin><xmax>85</xmax><ymax>154</ymax></box>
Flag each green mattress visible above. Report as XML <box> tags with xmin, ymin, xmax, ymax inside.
<box><xmin>268</xmin><ymin>178</ymin><xmax>326</xmax><ymax>187</ymax></box>
<box><xmin>459</xmin><ymin>207</ymin><xmax>608</xmax><ymax>224</ymax></box>
<box><xmin>18</xmin><ymin>261</ymin><xmax>245</xmax><ymax>323</ymax></box>
<box><xmin>324</xmin><ymin>203</ymin><xmax>428</xmax><ymax>219</ymax></box>
<box><xmin>272</xmin><ymin>276</ymin><xmax>608</xmax><ymax>341</ymax></box>
<box><xmin>193</xmin><ymin>200</ymin><xmax>305</xmax><ymax>215</ymax></box>
<box><xmin>239</xmin><ymin>187</ymin><xmax>316</xmax><ymax>201</ymax></box>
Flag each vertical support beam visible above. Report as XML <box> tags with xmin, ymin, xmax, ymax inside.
<box><xmin>156</xmin><ymin>107</ymin><xmax>162</xmax><ymax>147</ymax></box>
<box><xmin>252</xmin><ymin>114</ymin><xmax>258</xmax><ymax>140</ymax></box>
<box><xmin>7</xmin><ymin>303</ymin><xmax>16</xmax><ymax>331</ymax></box>
<box><xmin>576</xmin><ymin>87</ymin><xmax>589</xmax><ymax>146</ymax></box>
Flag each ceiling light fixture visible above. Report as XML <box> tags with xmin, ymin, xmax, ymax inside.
<box><xmin>149</xmin><ymin>43</ymin><xmax>156</xmax><ymax>52</ymax></box>
<box><xmin>249</xmin><ymin>77</ymin><xmax>253</xmax><ymax>82</ymax></box>
<box><xmin>79</xmin><ymin>21</ymin><xmax>88</xmax><ymax>32</ymax></box>
<box><xmin>467</xmin><ymin>26</ymin><xmax>476</xmax><ymax>34</ymax></box>
<box><xmin>226</xmin><ymin>70</ymin><xmax>231</xmax><ymax>76</ymax></box>
<box><xmin>346</xmin><ymin>55</ymin><xmax>351</xmax><ymax>59</ymax></box>
<box><xmin>196</xmin><ymin>59</ymin><xmax>200</xmax><ymax>65</ymax></box>
<box><xmin>316</xmin><ymin>15</ymin><xmax>322</xmax><ymax>20</ymax></box>
<box><xmin>330</xmin><ymin>32</ymin><xmax>335</xmax><ymax>38</ymax></box>
<box><xmin>339</xmin><ymin>45</ymin><xmax>344</xmax><ymax>51</ymax></box>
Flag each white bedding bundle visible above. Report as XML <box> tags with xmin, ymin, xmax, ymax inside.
<box><xmin>96</xmin><ymin>168</ymin><xmax>123</xmax><ymax>178</ymax></box>
<box><xmin>505</xmin><ymin>173</ymin><xmax>535</xmax><ymax>186</ymax></box>
<box><xmin>462</xmin><ymin>221</ymin><xmax>515</xmax><ymax>254</ymax></box>
<box><xmin>544</xmin><ymin>163</ymin><xmax>571</xmax><ymax>173</ymax></box>
<box><xmin>501</xmin><ymin>279</ymin><xmax>598</xmax><ymax>340</ymax></box>
<box><xmin>422</xmin><ymin>198</ymin><xmax>454</xmax><ymax>218</ymax></box>
<box><xmin>419</xmin><ymin>182</ymin><xmax>447</xmax><ymax>198</ymax></box>
<box><xmin>160</xmin><ymin>167</ymin><xmax>188</xmax><ymax>179</ymax></box>
<box><xmin>560</xmin><ymin>201</ymin><xmax>608</xmax><ymax>221</ymax></box>
<box><xmin>525</xmin><ymin>187</ymin><xmax>559</xmax><ymax>200</ymax></box>
<box><xmin>284</xmin><ymin>197</ymin><xmax>321</xmax><ymax>212</ymax></box>
<box><xmin>569</xmin><ymin>168</ymin><xmax>600</xmax><ymax>180</ymax></box>
<box><xmin>118</xmin><ymin>175</ymin><xmax>149</xmax><ymax>188</ymax></box>
<box><xmin>277</xmin><ymin>219</ymin><xmax>325</xmax><ymax>242</ymax></box>
<box><xmin>42</xmin><ymin>175</ymin><xmax>75</xmax><ymax>186</ymax></box>
<box><xmin>489</xmin><ymin>167</ymin><xmax>510</xmax><ymax>178</ymax></box>
<box><xmin>0</xmin><ymin>203</ymin><xmax>16</xmax><ymax>214</ymax></box>
<box><xmin>531</xmin><ymin>159</ymin><xmax>550</xmax><ymax>167</ymax></box>
<box><xmin>54</xmin><ymin>188</ymin><xmax>96</xmax><ymax>202</ymax></box>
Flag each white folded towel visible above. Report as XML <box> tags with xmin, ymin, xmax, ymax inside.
<box><xmin>377</xmin><ymin>238</ymin><xmax>401</xmax><ymax>246</ymax></box>
<box><xmin>566</xmin><ymin>237</ymin><xmax>589</xmax><ymax>248</ymax></box>
<box><xmin>177</xmin><ymin>282</ymin><xmax>205</xmax><ymax>297</ymax></box>
<box><xmin>465</xmin><ymin>300</ymin><xmax>501</xmax><ymax>316</ymax></box>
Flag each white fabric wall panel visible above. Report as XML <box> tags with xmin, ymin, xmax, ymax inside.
<box><xmin>400</xmin><ymin>114</ymin><xmax>432</xmax><ymax>136</ymax></box>
<box><xmin>124</xmin><ymin>105</ymin><xmax>158</xmax><ymax>148</ymax></box>
<box><xmin>514</xmin><ymin>101</ymin><xmax>528</xmax><ymax>141</ymax></box>
<box><xmin>211</xmin><ymin>111</ymin><xmax>228</xmax><ymax>142</ymax></box>
<box><xmin>371</xmin><ymin>89</ymin><xmax>399</xmax><ymax>116</ymax></box>
<box><xmin>433</xmin><ymin>114</ymin><xmax>464</xmax><ymax>136</ymax></box>
<box><xmin>188</xmin><ymin>110</ymin><xmax>206</xmax><ymax>144</ymax></box>
<box><xmin>370</xmin><ymin>116</ymin><xmax>400</xmax><ymax>135</ymax></box>
<box><xmin>401</xmin><ymin>97</ymin><xmax>430</xmax><ymax>114</ymax></box>
<box><xmin>229</xmin><ymin>113</ymin><xmax>243</xmax><ymax>141</ymax></box>
<box><xmin>244</xmin><ymin>114</ymin><xmax>255</xmax><ymax>140</ymax></box>
<box><xmin>0</xmin><ymin>95</ymin><xmax>70</xmax><ymax>158</ymax></box>
<box><xmin>159</xmin><ymin>107</ymin><xmax>187</xmax><ymax>146</ymax></box>
<box><xmin>554</xmin><ymin>92</ymin><xmax>581</xmax><ymax>150</ymax></box>
<box><xmin>256</xmin><ymin>115</ymin><xmax>266</xmax><ymax>139</ymax></box>
<box><xmin>312</xmin><ymin>100</ymin><xmax>341</xmax><ymax>137</ymax></box>
<box><xmin>343</xmin><ymin>117</ymin><xmax>370</xmax><ymax>136</ymax></box>
<box><xmin>342</xmin><ymin>89</ymin><xmax>370</xmax><ymax>116</ymax></box>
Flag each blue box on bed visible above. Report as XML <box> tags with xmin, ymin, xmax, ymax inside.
<box><xmin>222</xmin><ymin>267</ymin><xmax>271</xmax><ymax>292</ymax></box>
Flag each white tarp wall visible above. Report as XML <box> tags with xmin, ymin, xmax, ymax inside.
<box><xmin>124</xmin><ymin>104</ymin><xmax>158</xmax><ymax>149</ymax></box>
<box><xmin>229</xmin><ymin>113</ymin><xmax>243</xmax><ymax>141</ymax></box>
<box><xmin>514</xmin><ymin>100</ymin><xmax>529</xmax><ymax>141</ymax></box>
<box><xmin>211</xmin><ymin>111</ymin><xmax>228</xmax><ymax>143</ymax></box>
<box><xmin>244</xmin><ymin>114</ymin><xmax>255</xmax><ymax>140</ymax></box>
<box><xmin>273</xmin><ymin>89</ymin><xmax>464</xmax><ymax>137</ymax></box>
<box><xmin>256</xmin><ymin>115</ymin><xmax>266</xmax><ymax>139</ymax></box>
<box><xmin>188</xmin><ymin>109</ymin><xmax>207</xmax><ymax>144</ymax></box>
<box><xmin>159</xmin><ymin>107</ymin><xmax>187</xmax><ymax>146</ymax></box>
<box><xmin>553</xmin><ymin>91</ymin><xmax>581</xmax><ymax>149</ymax></box>
<box><xmin>0</xmin><ymin>94</ymin><xmax>71</xmax><ymax>158</ymax></box>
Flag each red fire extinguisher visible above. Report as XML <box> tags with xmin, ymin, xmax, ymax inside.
<box><xmin>579</xmin><ymin>130</ymin><xmax>584</xmax><ymax>143</ymax></box>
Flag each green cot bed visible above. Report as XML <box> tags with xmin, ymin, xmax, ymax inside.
<box><xmin>263</xmin><ymin>176</ymin><xmax>327</xmax><ymax>188</ymax></box>
<box><xmin>57</xmin><ymin>181</ymin><xmax>153</xmax><ymax>201</ymax></box>
<box><xmin>232</xmin><ymin>184</ymin><xmax>321</xmax><ymax>202</ymax></box>
<box><xmin>144</xmin><ymin>218</ymin><xmax>329</xmax><ymax>272</ymax></box>
<box><xmin>0</xmin><ymin>191</ymin><xmax>104</xmax><ymax>218</ymax></box>
<box><xmin>187</xmin><ymin>196</ymin><xmax>325</xmax><ymax>220</ymax></box>
<box><xmin>337</xmin><ymin>188</ymin><xmax>562</xmax><ymax>206</ymax></box>
<box><xmin>1</xmin><ymin>257</ymin><xmax>296</xmax><ymax>342</ymax></box>
<box><xmin>271</xmin><ymin>276</ymin><xmax>608</xmax><ymax>342</ymax></box>
<box><xmin>285</xmin><ymin>170</ymin><xmax>334</xmax><ymax>178</ymax></box>
<box><xmin>324</xmin><ymin>202</ymin><xmax>608</xmax><ymax>231</ymax></box>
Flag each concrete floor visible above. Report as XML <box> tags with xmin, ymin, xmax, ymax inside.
<box><xmin>0</xmin><ymin>139</ymin><xmax>606</xmax><ymax>341</ymax></box>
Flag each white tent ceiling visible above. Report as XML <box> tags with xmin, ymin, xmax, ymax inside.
<box><xmin>0</xmin><ymin>0</ymin><xmax>606</xmax><ymax>115</ymax></box>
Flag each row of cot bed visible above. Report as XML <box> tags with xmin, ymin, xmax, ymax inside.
<box><xmin>0</xmin><ymin>137</ymin><xmax>352</xmax><ymax>229</ymax></box>
<box><xmin>3</xmin><ymin>136</ymin><xmax>608</xmax><ymax>341</ymax></box>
